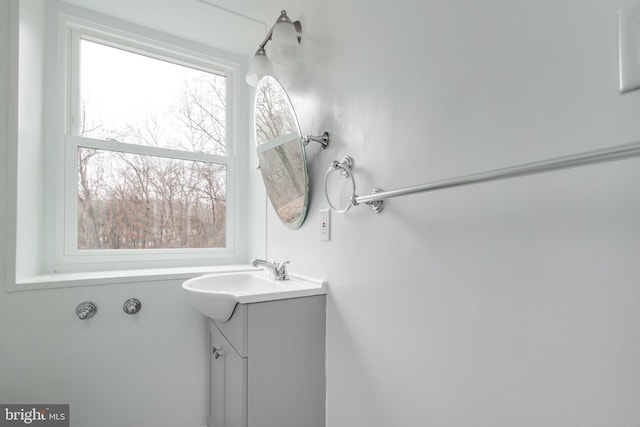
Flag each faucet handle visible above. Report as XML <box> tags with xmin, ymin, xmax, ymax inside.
<box><xmin>276</xmin><ymin>260</ymin><xmax>290</xmax><ymax>280</ymax></box>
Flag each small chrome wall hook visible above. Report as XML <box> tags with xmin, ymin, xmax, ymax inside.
<box><xmin>76</xmin><ymin>302</ymin><xmax>97</xmax><ymax>320</ymax></box>
<box><xmin>123</xmin><ymin>298</ymin><xmax>142</xmax><ymax>315</ymax></box>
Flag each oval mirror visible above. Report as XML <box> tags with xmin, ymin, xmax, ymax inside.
<box><xmin>254</xmin><ymin>76</ymin><xmax>308</xmax><ymax>229</ymax></box>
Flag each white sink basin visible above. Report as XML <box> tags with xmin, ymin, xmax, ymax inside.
<box><xmin>182</xmin><ymin>270</ymin><xmax>327</xmax><ymax>322</ymax></box>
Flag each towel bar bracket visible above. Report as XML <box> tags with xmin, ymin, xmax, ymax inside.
<box><xmin>351</xmin><ymin>188</ymin><xmax>384</xmax><ymax>213</ymax></box>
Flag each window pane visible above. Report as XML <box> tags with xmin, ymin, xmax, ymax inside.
<box><xmin>79</xmin><ymin>39</ymin><xmax>226</xmax><ymax>155</ymax></box>
<box><xmin>77</xmin><ymin>147</ymin><xmax>226</xmax><ymax>249</ymax></box>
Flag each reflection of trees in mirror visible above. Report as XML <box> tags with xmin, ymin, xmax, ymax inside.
<box><xmin>77</xmin><ymin>74</ymin><xmax>227</xmax><ymax>250</ymax></box>
<box><xmin>254</xmin><ymin>77</ymin><xmax>298</xmax><ymax>145</ymax></box>
<box><xmin>257</xmin><ymin>139</ymin><xmax>306</xmax><ymax>225</ymax></box>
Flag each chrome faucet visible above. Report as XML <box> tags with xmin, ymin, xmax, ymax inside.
<box><xmin>251</xmin><ymin>258</ymin><xmax>290</xmax><ymax>280</ymax></box>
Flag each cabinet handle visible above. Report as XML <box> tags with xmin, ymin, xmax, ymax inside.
<box><xmin>212</xmin><ymin>346</ymin><xmax>224</xmax><ymax>359</ymax></box>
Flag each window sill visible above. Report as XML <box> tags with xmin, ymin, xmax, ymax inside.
<box><xmin>10</xmin><ymin>264</ymin><xmax>259</xmax><ymax>292</ymax></box>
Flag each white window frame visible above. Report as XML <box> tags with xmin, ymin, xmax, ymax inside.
<box><xmin>51</xmin><ymin>13</ymin><xmax>244</xmax><ymax>273</ymax></box>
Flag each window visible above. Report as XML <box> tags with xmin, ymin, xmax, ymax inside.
<box><xmin>50</xmin><ymin>14</ymin><xmax>246</xmax><ymax>272</ymax></box>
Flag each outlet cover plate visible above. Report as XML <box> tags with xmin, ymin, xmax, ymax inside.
<box><xmin>320</xmin><ymin>209</ymin><xmax>330</xmax><ymax>241</ymax></box>
<box><xmin>619</xmin><ymin>3</ymin><xmax>640</xmax><ymax>93</ymax></box>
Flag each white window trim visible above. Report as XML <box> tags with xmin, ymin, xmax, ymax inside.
<box><xmin>54</xmin><ymin>14</ymin><xmax>240</xmax><ymax>272</ymax></box>
<box><xmin>8</xmin><ymin>2</ymin><xmax>251</xmax><ymax>290</ymax></box>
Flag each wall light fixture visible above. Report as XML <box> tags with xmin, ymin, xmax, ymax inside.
<box><xmin>245</xmin><ymin>10</ymin><xmax>302</xmax><ymax>86</ymax></box>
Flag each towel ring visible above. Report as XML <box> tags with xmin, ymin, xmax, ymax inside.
<box><xmin>324</xmin><ymin>156</ymin><xmax>356</xmax><ymax>213</ymax></box>
<box><xmin>324</xmin><ymin>156</ymin><xmax>385</xmax><ymax>214</ymax></box>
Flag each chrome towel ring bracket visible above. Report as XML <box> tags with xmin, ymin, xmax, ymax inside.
<box><xmin>324</xmin><ymin>156</ymin><xmax>384</xmax><ymax>213</ymax></box>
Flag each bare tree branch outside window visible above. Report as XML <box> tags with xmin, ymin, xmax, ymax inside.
<box><xmin>77</xmin><ymin>39</ymin><xmax>227</xmax><ymax>250</ymax></box>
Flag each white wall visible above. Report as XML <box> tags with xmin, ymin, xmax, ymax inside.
<box><xmin>269</xmin><ymin>0</ymin><xmax>640</xmax><ymax>425</ymax></box>
<box><xmin>4</xmin><ymin>0</ymin><xmax>640</xmax><ymax>425</ymax></box>
<box><xmin>1</xmin><ymin>0</ymin><xmax>11</xmax><ymax>289</ymax></box>
<box><xmin>0</xmin><ymin>282</ymin><xmax>209</xmax><ymax>427</ymax></box>
<box><xmin>14</xmin><ymin>0</ymin><xmax>44</xmax><ymax>279</ymax></box>
<box><xmin>0</xmin><ymin>2</ymin><xmax>210</xmax><ymax>426</ymax></box>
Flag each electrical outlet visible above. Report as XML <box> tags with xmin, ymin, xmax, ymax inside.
<box><xmin>320</xmin><ymin>209</ymin><xmax>330</xmax><ymax>241</ymax></box>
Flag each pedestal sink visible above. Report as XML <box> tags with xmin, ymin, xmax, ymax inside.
<box><xmin>182</xmin><ymin>270</ymin><xmax>326</xmax><ymax>322</ymax></box>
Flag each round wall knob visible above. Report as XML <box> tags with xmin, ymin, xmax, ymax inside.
<box><xmin>123</xmin><ymin>298</ymin><xmax>142</xmax><ymax>315</ymax></box>
<box><xmin>76</xmin><ymin>302</ymin><xmax>97</xmax><ymax>320</ymax></box>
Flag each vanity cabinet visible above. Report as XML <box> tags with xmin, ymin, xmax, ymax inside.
<box><xmin>207</xmin><ymin>295</ymin><xmax>326</xmax><ymax>427</ymax></box>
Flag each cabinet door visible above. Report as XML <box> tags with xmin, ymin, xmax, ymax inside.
<box><xmin>210</xmin><ymin>322</ymin><xmax>247</xmax><ymax>427</ymax></box>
